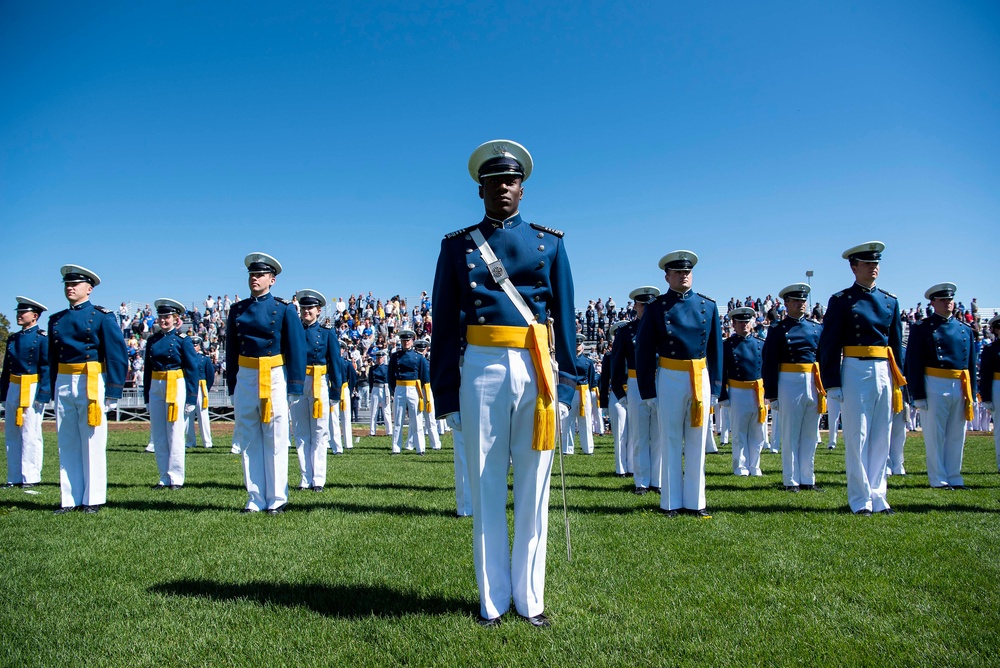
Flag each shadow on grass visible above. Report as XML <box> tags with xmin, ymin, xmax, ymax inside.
<box><xmin>322</xmin><ymin>481</ymin><xmax>453</xmax><ymax>493</ymax></box>
<box><xmin>149</xmin><ymin>578</ymin><xmax>471</xmax><ymax>617</ymax></box>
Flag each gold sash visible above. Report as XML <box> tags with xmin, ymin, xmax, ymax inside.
<box><xmin>843</xmin><ymin>345</ymin><xmax>906</xmax><ymax>413</ymax></box>
<box><xmin>59</xmin><ymin>362</ymin><xmax>104</xmax><ymax>426</ymax></box>
<box><xmin>199</xmin><ymin>379</ymin><xmax>208</xmax><ymax>409</ymax></box>
<box><xmin>152</xmin><ymin>369</ymin><xmax>184</xmax><ymax>421</ymax></box>
<box><xmin>728</xmin><ymin>378</ymin><xmax>766</xmax><ymax>423</ymax></box>
<box><xmin>238</xmin><ymin>354</ymin><xmax>284</xmax><ymax>423</ymax></box>
<box><xmin>467</xmin><ymin>324</ymin><xmax>556</xmax><ymax>452</ymax></box>
<box><xmin>658</xmin><ymin>357</ymin><xmax>707</xmax><ymax>428</ymax></box>
<box><xmin>306</xmin><ymin>365</ymin><xmax>327</xmax><ymax>418</ymax></box>
<box><xmin>925</xmin><ymin>367</ymin><xmax>974</xmax><ymax>421</ymax></box>
<box><xmin>577</xmin><ymin>383</ymin><xmax>589</xmax><ymax>417</ymax></box>
<box><xmin>11</xmin><ymin>373</ymin><xmax>38</xmax><ymax>427</ymax></box>
<box><xmin>779</xmin><ymin>362</ymin><xmax>827</xmax><ymax>414</ymax></box>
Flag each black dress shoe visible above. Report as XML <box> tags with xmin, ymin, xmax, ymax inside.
<box><xmin>298</xmin><ymin>485</ymin><xmax>309</xmax><ymax>490</ymax></box>
<box><xmin>649</xmin><ymin>486</ymin><xmax>661</xmax><ymax>494</ymax></box>
<box><xmin>660</xmin><ymin>509</ymin><xmax>679</xmax><ymax>518</ymax></box>
<box><xmin>267</xmin><ymin>505</ymin><xmax>288</xmax><ymax>515</ymax></box>
<box><xmin>240</xmin><ymin>508</ymin><xmax>259</xmax><ymax>514</ymax></box>
<box><xmin>2</xmin><ymin>482</ymin><xmax>16</xmax><ymax>489</ymax></box>
<box><xmin>476</xmin><ymin>614</ymin><xmax>501</xmax><ymax>628</ymax></box>
<box><xmin>950</xmin><ymin>484</ymin><xmax>967</xmax><ymax>490</ymax></box>
<box><xmin>877</xmin><ymin>508</ymin><xmax>896</xmax><ymax>515</ymax></box>
<box><xmin>693</xmin><ymin>509</ymin><xmax>712</xmax><ymax>519</ymax></box>
<box><xmin>169</xmin><ymin>485</ymin><xmax>182</xmax><ymax>490</ymax></box>
<box><xmin>854</xmin><ymin>509</ymin><xmax>873</xmax><ymax>517</ymax></box>
<box><xmin>311</xmin><ymin>486</ymin><xmax>324</xmax><ymax>492</ymax></box>
<box><xmin>522</xmin><ymin>613</ymin><xmax>550</xmax><ymax>628</ymax></box>
<box><xmin>784</xmin><ymin>485</ymin><xmax>800</xmax><ymax>492</ymax></box>
<box><xmin>800</xmin><ymin>484</ymin><xmax>823</xmax><ymax>492</ymax></box>
<box><xmin>21</xmin><ymin>483</ymin><xmax>37</xmax><ymax>489</ymax></box>
<box><xmin>633</xmin><ymin>487</ymin><xmax>649</xmax><ymax>496</ymax></box>
<box><xmin>54</xmin><ymin>506</ymin><xmax>78</xmax><ymax>515</ymax></box>
<box><xmin>152</xmin><ymin>483</ymin><xmax>166</xmax><ymax>490</ymax></box>
<box><xmin>932</xmin><ymin>484</ymin><xmax>953</xmax><ymax>490</ymax></box>
<box><xmin>82</xmin><ymin>505</ymin><xmax>101</xmax><ymax>514</ymax></box>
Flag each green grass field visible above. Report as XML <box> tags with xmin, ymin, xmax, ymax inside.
<box><xmin>2</xmin><ymin>424</ymin><xmax>999</xmax><ymax>667</ymax></box>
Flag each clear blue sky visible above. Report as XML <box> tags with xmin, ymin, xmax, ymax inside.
<box><xmin>2</xmin><ymin>1</ymin><xmax>998</xmax><ymax>326</ymax></box>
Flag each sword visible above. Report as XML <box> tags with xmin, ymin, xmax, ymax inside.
<box><xmin>549</xmin><ymin>318</ymin><xmax>572</xmax><ymax>562</ymax></box>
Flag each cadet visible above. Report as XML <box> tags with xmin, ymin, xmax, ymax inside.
<box><xmin>978</xmin><ymin>315</ymin><xmax>1000</xmax><ymax>472</ymax></box>
<box><xmin>431</xmin><ymin>139</ymin><xmax>580</xmax><ymax>627</ymax></box>
<box><xmin>602</xmin><ymin>322</ymin><xmax>629</xmax><ymax>476</ymax></box>
<box><xmin>719</xmin><ymin>307</ymin><xmax>766</xmax><ymax>477</ymax></box>
<box><xmin>328</xmin><ymin>343</ymin><xmax>351</xmax><ymax>454</ymax></box>
<box><xmin>414</xmin><ymin>338</ymin><xmax>442</xmax><ymax>450</ymax></box>
<box><xmin>635</xmin><ymin>251</ymin><xmax>722</xmax><ymax>518</ymax></box>
<box><xmin>368</xmin><ymin>349</ymin><xmax>393</xmax><ymax>437</ymax></box>
<box><xmin>562</xmin><ymin>334</ymin><xmax>596</xmax><ymax>455</ymax></box>
<box><xmin>184</xmin><ymin>336</ymin><xmax>216</xmax><ymax>449</ymax></box>
<box><xmin>905</xmin><ymin>283</ymin><xmax>976</xmax><ymax>489</ymax></box>
<box><xmin>1</xmin><ymin>297</ymin><xmax>50</xmax><ymax>488</ymax></box>
<box><xmin>49</xmin><ymin>265</ymin><xmax>128</xmax><ymax>514</ymax></box>
<box><xmin>611</xmin><ymin>287</ymin><xmax>661</xmax><ymax>494</ymax></box>
<box><xmin>143</xmin><ymin>298</ymin><xmax>198</xmax><ymax>489</ymax></box>
<box><xmin>762</xmin><ymin>284</ymin><xmax>826</xmax><ymax>491</ymax></box>
<box><xmin>225</xmin><ymin>253</ymin><xmax>306</xmax><ymax>514</ymax></box>
<box><xmin>291</xmin><ymin>289</ymin><xmax>342</xmax><ymax>491</ymax></box>
<box><xmin>818</xmin><ymin>241</ymin><xmax>904</xmax><ymax>516</ymax></box>
<box><xmin>389</xmin><ymin>328</ymin><xmax>427</xmax><ymax>455</ymax></box>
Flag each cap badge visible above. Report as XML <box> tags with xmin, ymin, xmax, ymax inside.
<box><xmin>492</xmin><ymin>144</ymin><xmax>508</xmax><ymax>155</ymax></box>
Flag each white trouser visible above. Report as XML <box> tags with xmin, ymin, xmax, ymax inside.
<box><xmin>369</xmin><ymin>384</ymin><xmax>393</xmax><ymax>436</ymax></box>
<box><xmin>656</xmin><ymin>366</ymin><xmax>709</xmax><ymax>512</ymax></box>
<box><xmin>234</xmin><ymin>365</ymin><xmax>289</xmax><ymax>511</ymax></box>
<box><xmin>453</xmin><ymin>427</ymin><xmax>473</xmax><ymax>517</ymax></box>
<box><xmin>778</xmin><ymin>371</ymin><xmax>820</xmax><ymax>487</ymax></box>
<box><xmin>56</xmin><ymin>372</ymin><xmax>107</xmax><ymax>508</ymax></box>
<box><xmin>461</xmin><ymin>345</ymin><xmax>552</xmax><ymax>620</ymax></box>
<box><xmin>715</xmin><ymin>403</ymin><xmax>730</xmax><ymax>444</ymax></box>
<box><xmin>888</xmin><ymin>406</ymin><xmax>907</xmax><ymax>475</ymax></box>
<box><xmin>340</xmin><ymin>388</ymin><xmax>353</xmax><ymax>449</ymax></box>
<box><xmin>591</xmin><ymin>391</ymin><xmax>604</xmax><ymax>435</ymax></box>
<box><xmin>768</xmin><ymin>406</ymin><xmax>781</xmax><ymax>451</ymax></box>
<box><xmin>841</xmin><ymin>357</ymin><xmax>891</xmax><ymax>513</ymax></box>
<box><xmin>329</xmin><ymin>400</ymin><xmax>344</xmax><ymax>454</ymax></box>
<box><xmin>826</xmin><ymin>395</ymin><xmax>842</xmax><ymax>446</ymax></box>
<box><xmin>423</xmin><ymin>386</ymin><xmax>442</xmax><ymax>450</ymax></box>
<box><xmin>923</xmin><ymin>374</ymin><xmax>968</xmax><ymax>487</ymax></box>
<box><xmin>4</xmin><ymin>379</ymin><xmax>44</xmax><ymax>485</ymax></box>
<box><xmin>609</xmin><ymin>394</ymin><xmax>628</xmax><ymax>475</ymax></box>
<box><xmin>184</xmin><ymin>386</ymin><xmax>213</xmax><ymax>448</ymax></box>
<box><xmin>392</xmin><ymin>385</ymin><xmax>425</xmax><ymax>454</ymax></box>
<box><xmin>627</xmin><ymin>376</ymin><xmax>660</xmax><ymax>489</ymax></box>
<box><xmin>729</xmin><ymin>386</ymin><xmax>766</xmax><ymax>476</ymax></box>
<box><xmin>290</xmin><ymin>374</ymin><xmax>330</xmax><ymax>488</ymax></box>
<box><xmin>561</xmin><ymin>387</ymin><xmax>594</xmax><ymax>455</ymax></box>
<box><xmin>149</xmin><ymin>376</ymin><xmax>187</xmax><ymax>486</ymax></box>
<box><xmin>358</xmin><ymin>384</ymin><xmax>369</xmax><ymax>409</ymax></box>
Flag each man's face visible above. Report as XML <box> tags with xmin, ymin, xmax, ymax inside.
<box><xmin>577</xmin><ymin>342</ymin><xmax>584</xmax><ymax>355</ymax></box>
<box><xmin>635</xmin><ymin>301</ymin><xmax>646</xmax><ymax>318</ymax></box>
<box><xmin>851</xmin><ymin>260</ymin><xmax>879</xmax><ymax>286</ymax></box>
<box><xmin>248</xmin><ymin>271</ymin><xmax>276</xmax><ymax>297</ymax></box>
<box><xmin>401</xmin><ymin>337</ymin><xmax>413</xmax><ymax>350</ymax></box>
<box><xmin>784</xmin><ymin>298</ymin><xmax>808</xmax><ymax>319</ymax></box>
<box><xmin>64</xmin><ymin>281</ymin><xmax>93</xmax><ymax>305</ymax></box>
<box><xmin>932</xmin><ymin>296</ymin><xmax>954</xmax><ymax>318</ymax></box>
<box><xmin>733</xmin><ymin>318</ymin><xmax>753</xmax><ymax>337</ymax></box>
<box><xmin>479</xmin><ymin>175</ymin><xmax>523</xmax><ymax>220</ymax></box>
<box><xmin>16</xmin><ymin>310</ymin><xmax>39</xmax><ymax>328</ymax></box>
<box><xmin>301</xmin><ymin>305</ymin><xmax>320</xmax><ymax>326</ymax></box>
<box><xmin>666</xmin><ymin>269</ymin><xmax>692</xmax><ymax>293</ymax></box>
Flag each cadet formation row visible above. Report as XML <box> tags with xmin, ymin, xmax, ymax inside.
<box><xmin>3</xmin><ymin>139</ymin><xmax>999</xmax><ymax>629</ymax></box>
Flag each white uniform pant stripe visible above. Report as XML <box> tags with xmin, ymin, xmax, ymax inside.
<box><xmin>728</xmin><ymin>386</ymin><xmax>765</xmax><ymax>476</ymax></box>
<box><xmin>923</xmin><ymin>374</ymin><xmax>967</xmax><ymax>487</ymax></box>
<box><xmin>149</xmin><ymin>376</ymin><xmax>187</xmax><ymax>486</ymax></box>
<box><xmin>778</xmin><ymin>371</ymin><xmax>820</xmax><ymax>486</ymax></box>
<box><xmin>392</xmin><ymin>386</ymin><xmax>425</xmax><ymax>454</ymax></box>
<box><xmin>841</xmin><ymin>357</ymin><xmax>891</xmax><ymax>512</ymax></box>
<box><xmin>461</xmin><ymin>345</ymin><xmax>552</xmax><ymax>620</ymax></box>
<box><xmin>56</xmin><ymin>372</ymin><xmax>107</xmax><ymax>508</ymax></box>
<box><xmin>609</xmin><ymin>395</ymin><xmax>628</xmax><ymax>474</ymax></box>
<box><xmin>234</xmin><ymin>366</ymin><xmax>289</xmax><ymax>511</ymax></box>
<box><xmin>4</xmin><ymin>379</ymin><xmax>44</xmax><ymax>485</ymax></box>
<box><xmin>656</xmin><ymin>366</ymin><xmax>709</xmax><ymax>511</ymax></box>
<box><xmin>626</xmin><ymin>376</ymin><xmax>659</xmax><ymax>488</ymax></box>
<box><xmin>290</xmin><ymin>374</ymin><xmax>330</xmax><ymax>488</ymax></box>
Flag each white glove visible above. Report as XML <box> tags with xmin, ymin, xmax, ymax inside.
<box><xmin>710</xmin><ymin>395</ymin><xmax>719</xmax><ymax>408</ymax></box>
<box><xmin>768</xmin><ymin>400</ymin><xmax>779</xmax><ymax>412</ymax></box>
<box><xmin>184</xmin><ymin>404</ymin><xmax>195</xmax><ymax>415</ymax></box>
<box><xmin>719</xmin><ymin>399</ymin><xmax>730</xmax><ymax>407</ymax></box>
<box><xmin>445</xmin><ymin>413</ymin><xmax>462</xmax><ymax>432</ymax></box>
<box><xmin>642</xmin><ymin>398</ymin><xmax>658</xmax><ymax>409</ymax></box>
<box><xmin>559</xmin><ymin>403</ymin><xmax>570</xmax><ymax>420</ymax></box>
<box><xmin>914</xmin><ymin>399</ymin><xmax>928</xmax><ymax>410</ymax></box>
<box><xmin>105</xmin><ymin>398</ymin><xmax>118</xmax><ymax>411</ymax></box>
<box><xmin>33</xmin><ymin>401</ymin><xmax>44</xmax><ymax>412</ymax></box>
<box><xmin>983</xmin><ymin>401</ymin><xmax>994</xmax><ymax>412</ymax></box>
<box><xmin>827</xmin><ymin>388</ymin><xmax>843</xmax><ymax>403</ymax></box>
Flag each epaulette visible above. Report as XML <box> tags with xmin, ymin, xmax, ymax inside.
<box><xmin>529</xmin><ymin>222</ymin><xmax>564</xmax><ymax>238</ymax></box>
<box><xmin>322</xmin><ymin>324</ymin><xmax>334</xmax><ymax>330</ymax></box>
<box><xmin>94</xmin><ymin>305</ymin><xmax>112</xmax><ymax>314</ymax></box>
<box><xmin>832</xmin><ymin>291</ymin><xmax>845</xmax><ymax>298</ymax></box>
<box><xmin>274</xmin><ymin>297</ymin><xmax>290</xmax><ymax>305</ymax></box>
<box><xmin>878</xmin><ymin>288</ymin><xmax>897</xmax><ymax>299</ymax></box>
<box><xmin>39</xmin><ymin>330</ymin><xmax>47</xmax><ymax>336</ymax></box>
<box><xmin>445</xmin><ymin>225</ymin><xmax>478</xmax><ymax>240</ymax></box>
<box><xmin>696</xmin><ymin>293</ymin><xmax>715</xmax><ymax>303</ymax></box>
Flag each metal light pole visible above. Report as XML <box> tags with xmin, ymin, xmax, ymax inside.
<box><xmin>806</xmin><ymin>271</ymin><xmax>814</xmax><ymax>309</ymax></box>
